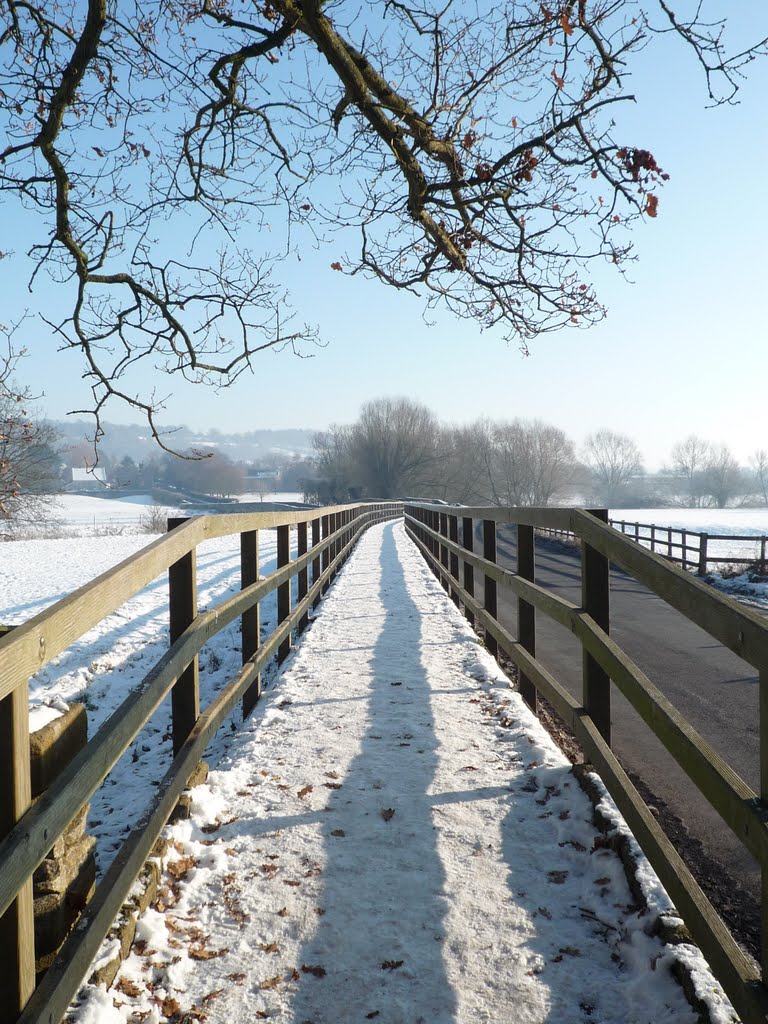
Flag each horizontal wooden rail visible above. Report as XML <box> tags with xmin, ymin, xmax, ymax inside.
<box><xmin>408</xmin><ymin>515</ymin><xmax>768</xmax><ymax>864</ymax></box>
<box><xmin>0</xmin><ymin>501</ymin><xmax>401</xmax><ymax>1023</ymax></box>
<box><xmin>404</xmin><ymin>504</ymin><xmax>768</xmax><ymax>1024</ymax></box>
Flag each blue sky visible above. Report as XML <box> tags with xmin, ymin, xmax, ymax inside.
<box><xmin>4</xmin><ymin>13</ymin><xmax>767</xmax><ymax>470</ymax></box>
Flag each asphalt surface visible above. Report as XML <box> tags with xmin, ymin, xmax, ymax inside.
<box><xmin>490</xmin><ymin>525</ymin><xmax>762</xmax><ymax>905</ymax></box>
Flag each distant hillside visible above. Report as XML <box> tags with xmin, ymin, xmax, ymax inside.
<box><xmin>51</xmin><ymin>420</ymin><xmax>316</xmax><ymax>463</ymax></box>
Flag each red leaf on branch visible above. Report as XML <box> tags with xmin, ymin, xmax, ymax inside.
<box><xmin>330</xmin><ymin>262</ymin><xmax>343</xmax><ymax>271</ymax></box>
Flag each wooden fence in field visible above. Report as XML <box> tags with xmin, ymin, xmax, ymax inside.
<box><xmin>610</xmin><ymin>518</ymin><xmax>768</xmax><ymax>574</ymax></box>
<box><xmin>544</xmin><ymin>517</ymin><xmax>768</xmax><ymax>574</ymax></box>
<box><xmin>0</xmin><ymin>502</ymin><xmax>401</xmax><ymax>1024</ymax></box>
<box><xmin>404</xmin><ymin>502</ymin><xmax>768</xmax><ymax>1024</ymax></box>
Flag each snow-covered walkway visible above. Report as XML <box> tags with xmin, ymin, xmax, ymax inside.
<box><xmin>74</xmin><ymin>521</ymin><xmax>734</xmax><ymax>1024</ymax></box>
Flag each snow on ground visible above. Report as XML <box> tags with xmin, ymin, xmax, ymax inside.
<box><xmin>0</xmin><ymin>528</ymin><xmax>286</xmax><ymax>872</ymax></box>
<box><xmin>51</xmin><ymin>493</ymin><xmax>182</xmax><ymax>528</ymax></box>
<box><xmin>68</xmin><ymin>522</ymin><xmax>736</xmax><ymax>1024</ymax></box>
<box><xmin>236</xmin><ymin>491</ymin><xmax>307</xmax><ymax>504</ymax></box>
<box><xmin>610</xmin><ymin>508</ymin><xmax>768</xmax><ymax>609</ymax></box>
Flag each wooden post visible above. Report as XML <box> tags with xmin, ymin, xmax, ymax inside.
<box><xmin>582</xmin><ymin>509</ymin><xmax>610</xmax><ymax>744</ymax></box>
<box><xmin>448</xmin><ymin>515</ymin><xmax>460</xmax><ymax>607</ymax></box>
<box><xmin>650</xmin><ymin>524</ymin><xmax>656</xmax><ymax>554</ymax></box>
<box><xmin>168</xmin><ymin>518</ymin><xmax>199</xmax><ymax>756</ymax></box>
<box><xmin>761</xmin><ymin>537</ymin><xmax>766</xmax><ymax>575</ymax></box>
<box><xmin>439</xmin><ymin>512</ymin><xmax>449</xmax><ymax>591</ymax></box>
<box><xmin>483</xmin><ymin>519</ymin><xmax>498</xmax><ymax>658</ymax></box>
<box><xmin>240</xmin><ymin>529</ymin><xmax>261</xmax><ymax>719</ymax></box>
<box><xmin>462</xmin><ymin>516</ymin><xmax>475</xmax><ymax>627</ymax></box>
<box><xmin>311</xmin><ymin>517</ymin><xmax>321</xmax><ymax>608</ymax></box>
<box><xmin>297</xmin><ymin>521</ymin><xmax>309</xmax><ymax>633</ymax></box>
<box><xmin>518</xmin><ymin>524</ymin><xmax>537</xmax><ymax>713</ymax></box>
<box><xmin>698</xmin><ymin>533</ymin><xmax>708</xmax><ymax>576</ymax></box>
<box><xmin>321</xmin><ymin>515</ymin><xmax>330</xmax><ymax>594</ymax></box>
<box><xmin>0</xmin><ymin>685</ymin><xmax>35</xmax><ymax>1016</ymax></box>
<box><xmin>682</xmin><ymin>529</ymin><xmax>688</xmax><ymax>569</ymax></box>
<box><xmin>277</xmin><ymin>524</ymin><xmax>291</xmax><ymax>664</ymax></box>
<box><xmin>668</xmin><ymin>528</ymin><xmax>673</xmax><ymax>558</ymax></box>
<box><xmin>634</xmin><ymin>521</ymin><xmax>640</xmax><ymax>543</ymax></box>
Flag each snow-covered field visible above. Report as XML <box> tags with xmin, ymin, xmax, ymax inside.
<box><xmin>611</xmin><ymin>507</ymin><xmax>768</xmax><ymax>560</ymax></box>
<box><xmin>610</xmin><ymin>508</ymin><xmax>768</xmax><ymax>608</ymax></box>
<box><xmin>69</xmin><ymin>522</ymin><xmax>735</xmax><ymax>1024</ymax></box>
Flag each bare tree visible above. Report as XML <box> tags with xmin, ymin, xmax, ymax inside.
<box><xmin>312</xmin><ymin>424</ymin><xmax>357</xmax><ymax>503</ymax></box>
<box><xmin>749</xmin><ymin>449</ymin><xmax>768</xmax><ymax>506</ymax></box>
<box><xmin>702</xmin><ymin>444</ymin><xmax>742</xmax><ymax>508</ymax></box>
<box><xmin>1</xmin><ymin>3</ymin><xmax>764</xmax><ymax>448</ymax></box>
<box><xmin>583</xmin><ymin>429</ymin><xmax>643</xmax><ymax>506</ymax></box>
<box><xmin>669</xmin><ymin>435</ymin><xmax>712</xmax><ymax>507</ymax></box>
<box><xmin>350</xmin><ymin>398</ymin><xmax>443</xmax><ymax>499</ymax></box>
<box><xmin>479</xmin><ymin>419</ymin><xmax>575</xmax><ymax>506</ymax></box>
<box><xmin>0</xmin><ymin>391</ymin><xmax>60</xmax><ymax>530</ymax></box>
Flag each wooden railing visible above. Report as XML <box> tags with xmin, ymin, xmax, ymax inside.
<box><xmin>542</xmin><ymin>517</ymin><xmax>768</xmax><ymax>575</ymax></box>
<box><xmin>404</xmin><ymin>502</ymin><xmax>768</xmax><ymax>1024</ymax></box>
<box><xmin>0</xmin><ymin>501</ymin><xmax>401</xmax><ymax>1024</ymax></box>
<box><xmin>609</xmin><ymin>518</ymin><xmax>768</xmax><ymax>575</ymax></box>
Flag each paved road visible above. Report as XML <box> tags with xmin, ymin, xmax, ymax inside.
<box><xmin>490</xmin><ymin>525</ymin><xmax>762</xmax><ymax>903</ymax></box>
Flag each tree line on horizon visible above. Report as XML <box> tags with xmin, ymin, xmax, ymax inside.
<box><xmin>1</xmin><ymin>394</ymin><xmax>766</xmax><ymax>530</ymax></box>
<box><xmin>310</xmin><ymin>397</ymin><xmax>768</xmax><ymax>511</ymax></box>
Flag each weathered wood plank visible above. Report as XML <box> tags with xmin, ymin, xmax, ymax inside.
<box><xmin>277</xmin><ymin>525</ymin><xmax>291</xmax><ymax>664</ymax></box>
<box><xmin>0</xmin><ymin>683</ymin><xmax>35</xmax><ymax>1016</ymax></box>
<box><xmin>581</xmin><ymin>510</ymin><xmax>610</xmax><ymax>745</ymax></box>
<box><xmin>240</xmin><ymin>529</ymin><xmax>260</xmax><ymax>719</ymax></box>
<box><xmin>517</xmin><ymin>523</ymin><xmax>537</xmax><ymax>714</ymax></box>
<box><xmin>168</xmin><ymin>518</ymin><xmax>199</xmax><ymax>756</ymax></box>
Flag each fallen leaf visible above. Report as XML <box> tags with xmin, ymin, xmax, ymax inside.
<box><xmin>289</xmin><ymin>967</ymin><xmax>300</xmax><ymax>982</ymax></box>
<box><xmin>381</xmin><ymin>960</ymin><xmax>404</xmax><ymax>970</ymax></box>
<box><xmin>161</xmin><ymin>997</ymin><xmax>181</xmax><ymax>1016</ymax></box>
<box><xmin>116</xmin><ymin>978</ymin><xmax>142</xmax><ymax>998</ymax></box>
<box><xmin>324</xmin><ymin>782</ymin><xmax>342</xmax><ymax>790</ymax></box>
<box><xmin>547</xmin><ymin>870</ymin><xmax>568</xmax><ymax>884</ymax></box>
<box><xmin>297</xmin><ymin>785</ymin><xmax>313</xmax><ymax>799</ymax></box>
<box><xmin>277</xmin><ymin>907</ymin><xmax>289</xmax><ymax>917</ymax></box>
<box><xmin>381</xmin><ymin>808</ymin><xmax>395</xmax><ymax>822</ymax></box>
<box><xmin>595</xmin><ymin>876</ymin><xmax>611</xmax><ymax>885</ymax></box>
<box><xmin>167</xmin><ymin>856</ymin><xmax>196</xmax><ymax>879</ymax></box>
<box><xmin>301</xmin><ymin>964</ymin><xmax>327</xmax><ymax>977</ymax></box>
<box><xmin>201</xmin><ymin>990</ymin><xmax>225</xmax><ymax>1005</ymax></box>
<box><xmin>283</xmin><ymin>879</ymin><xmax>301</xmax><ymax>887</ymax></box>
<box><xmin>225</xmin><ymin>973</ymin><xmax>246</xmax><ymax>983</ymax></box>
<box><xmin>325</xmin><ymin>771</ymin><xmax>339</xmax><ymax>779</ymax></box>
<box><xmin>260</xmin><ymin>975</ymin><xmax>282</xmax><ymax>990</ymax></box>
<box><xmin>260</xmin><ymin>942</ymin><xmax>280</xmax><ymax>953</ymax></box>
<box><xmin>189</xmin><ymin>946</ymin><xmax>227</xmax><ymax>960</ymax></box>
<box><xmin>330</xmin><ymin>829</ymin><xmax>346</xmax><ymax>837</ymax></box>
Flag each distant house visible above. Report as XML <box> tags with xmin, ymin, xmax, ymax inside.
<box><xmin>246</xmin><ymin>468</ymin><xmax>280</xmax><ymax>481</ymax></box>
<box><xmin>66</xmin><ymin>467</ymin><xmax>108</xmax><ymax>491</ymax></box>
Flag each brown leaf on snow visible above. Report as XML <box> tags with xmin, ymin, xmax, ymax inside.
<box><xmin>547</xmin><ymin>870</ymin><xmax>568</xmax><ymax>884</ymax></box>
<box><xmin>301</xmin><ymin>964</ymin><xmax>327</xmax><ymax>977</ymax></box>
<box><xmin>460</xmin><ymin>766</ymin><xmax>478</xmax><ymax>771</ymax></box>
<box><xmin>297</xmin><ymin>785</ymin><xmax>313</xmax><ymax>799</ymax></box>
<box><xmin>595</xmin><ymin>876</ymin><xmax>611</xmax><ymax>885</ymax></box>
<box><xmin>116</xmin><ymin>978</ymin><xmax>142</xmax><ymax>998</ymax></box>
<box><xmin>161</xmin><ymin>997</ymin><xmax>181</xmax><ymax>1017</ymax></box>
<box><xmin>262</xmin><ymin>863</ymin><xmax>278</xmax><ymax>875</ymax></box>
<box><xmin>381</xmin><ymin>960</ymin><xmax>404</xmax><ymax>970</ymax></box>
<box><xmin>283</xmin><ymin>879</ymin><xmax>301</xmax><ymax>887</ymax></box>
<box><xmin>167</xmin><ymin>856</ymin><xmax>196</xmax><ymax>879</ymax></box>
<box><xmin>225</xmin><ymin>972</ymin><xmax>246</xmax><ymax>983</ymax></box>
<box><xmin>289</xmin><ymin>967</ymin><xmax>300</xmax><ymax>982</ymax></box>
<box><xmin>260</xmin><ymin>975</ymin><xmax>282</xmax><ymax>990</ymax></box>
<box><xmin>189</xmin><ymin>945</ymin><xmax>227</xmax><ymax>960</ymax></box>
<box><xmin>366</xmin><ymin>1014</ymin><xmax>381</xmax><ymax>1020</ymax></box>
<box><xmin>324</xmin><ymin>782</ymin><xmax>342</xmax><ymax>790</ymax></box>
<box><xmin>277</xmin><ymin>906</ymin><xmax>289</xmax><ymax>917</ymax></box>
<box><xmin>381</xmin><ymin>808</ymin><xmax>395</xmax><ymax>822</ymax></box>
<box><xmin>201</xmin><ymin>990</ymin><xmax>225</xmax><ymax>1005</ymax></box>
<box><xmin>331</xmin><ymin>829</ymin><xmax>346</xmax><ymax>837</ymax></box>
<box><xmin>260</xmin><ymin>942</ymin><xmax>280</xmax><ymax>954</ymax></box>
<box><xmin>324</xmin><ymin>771</ymin><xmax>340</xmax><ymax>780</ymax></box>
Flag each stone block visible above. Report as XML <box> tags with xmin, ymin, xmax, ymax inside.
<box><xmin>29</xmin><ymin>704</ymin><xmax>87</xmax><ymax>799</ymax></box>
<box><xmin>34</xmin><ymin>836</ymin><xmax>96</xmax><ymax>896</ymax></box>
<box><xmin>34</xmin><ymin>851</ymin><xmax>97</xmax><ymax>955</ymax></box>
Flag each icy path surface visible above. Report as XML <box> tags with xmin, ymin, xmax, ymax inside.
<box><xmin>73</xmin><ymin>522</ymin><xmax>735</xmax><ymax>1024</ymax></box>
